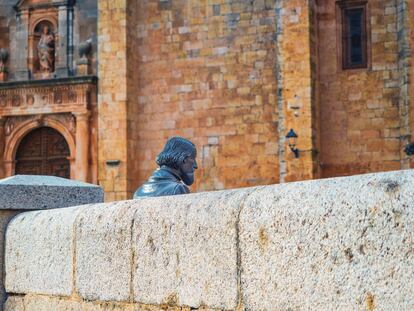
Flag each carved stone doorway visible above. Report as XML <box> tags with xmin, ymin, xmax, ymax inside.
<box><xmin>15</xmin><ymin>127</ymin><xmax>70</xmax><ymax>178</ymax></box>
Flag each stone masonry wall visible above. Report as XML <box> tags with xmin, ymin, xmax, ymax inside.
<box><xmin>0</xmin><ymin>0</ymin><xmax>14</xmax><ymax>51</ymax></box>
<box><xmin>97</xmin><ymin>0</ymin><xmax>129</xmax><ymax>201</ymax></box>
<box><xmin>126</xmin><ymin>0</ymin><xmax>279</xmax><ymax>194</ymax></box>
<box><xmin>318</xmin><ymin>0</ymin><xmax>403</xmax><ymax>177</ymax></box>
<box><xmin>276</xmin><ymin>0</ymin><xmax>320</xmax><ymax>183</ymax></box>
<box><xmin>4</xmin><ymin>170</ymin><xmax>414</xmax><ymax>310</ymax></box>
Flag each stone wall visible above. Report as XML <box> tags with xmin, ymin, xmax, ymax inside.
<box><xmin>0</xmin><ymin>0</ymin><xmax>14</xmax><ymax>51</ymax></box>
<box><xmin>125</xmin><ymin>0</ymin><xmax>279</xmax><ymax>195</ymax></box>
<box><xmin>97</xmin><ymin>0</ymin><xmax>129</xmax><ymax>201</ymax></box>
<box><xmin>5</xmin><ymin>169</ymin><xmax>414</xmax><ymax>310</ymax></box>
<box><xmin>317</xmin><ymin>0</ymin><xmax>405</xmax><ymax>177</ymax></box>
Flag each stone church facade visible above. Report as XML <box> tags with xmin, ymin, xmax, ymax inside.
<box><xmin>0</xmin><ymin>0</ymin><xmax>413</xmax><ymax>200</ymax></box>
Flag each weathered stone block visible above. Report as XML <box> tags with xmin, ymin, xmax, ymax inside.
<box><xmin>240</xmin><ymin>170</ymin><xmax>414</xmax><ymax>310</ymax></box>
<box><xmin>5</xmin><ymin>206</ymin><xmax>85</xmax><ymax>296</ymax></box>
<box><xmin>132</xmin><ymin>190</ymin><xmax>251</xmax><ymax>309</ymax></box>
<box><xmin>75</xmin><ymin>201</ymin><xmax>136</xmax><ymax>301</ymax></box>
<box><xmin>0</xmin><ymin>175</ymin><xmax>103</xmax><ymax>210</ymax></box>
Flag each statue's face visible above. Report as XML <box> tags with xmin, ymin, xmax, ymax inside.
<box><xmin>42</xmin><ymin>26</ymin><xmax>49</xmax><ymax>34</ymax></box>
<box><xmin>179</xmin><ymin>154</ymin><xmax>198</xmax><ymax>186</ymax></box>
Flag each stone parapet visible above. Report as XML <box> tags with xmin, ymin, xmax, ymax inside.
<box><xmin>0</xmin><ymin>175</ymin><xmax>103</xmax><ymax>311</ymax></box>
<box><xmin>4</xmin><ymin>170</ymin><xmax>414</xmax><ymax>310</ymax></box>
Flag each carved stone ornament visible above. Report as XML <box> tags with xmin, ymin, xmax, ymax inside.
<box><xmin>4</xmin><ymin>118</ymin><xmax>14</xmax><ymax>136</ymax></box>
<box><xmin>26</xmin><ymin>95</ymin><xmax>35</xmax><ymax>106</ymax></box>
<box><xmin>12</xmin><ymin>95</ymin><xmax>21</xmax><ymax>107</ymax></box>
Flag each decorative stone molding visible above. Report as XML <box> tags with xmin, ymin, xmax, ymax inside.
<box><xmin>0</xmin><ymin>77</ymin><xmax>96</xmax><ymax>116</ymax></box>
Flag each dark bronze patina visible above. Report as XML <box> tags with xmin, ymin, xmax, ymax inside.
<box><xmin>133</xmin><ymin>137</ymin><xmax>198</xmax><ymax>198</ymax></box>
<box><xmin>405</xmin><ymin>142</ymin><xmax>414</xmax><ymax>156</ymax></box>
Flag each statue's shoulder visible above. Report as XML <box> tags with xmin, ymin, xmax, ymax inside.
<box><xmin>172</xmin><ymin>183</ymin><xmax>190</xmax><ymax>195</ymax></box>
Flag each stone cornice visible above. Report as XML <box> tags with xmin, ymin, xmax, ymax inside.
<box><xmin>14</xmin><ymin>0</ymin><xmax>76</xmax><ymax>12</ymax></box>
<box><xmin>0</xmin><ymin>76</ymin><xmax>97</xmax><ymax>117</ymax></box>
<box><xmin>0</xmin><ymin>76</ymin><xmax>97</xmax><ymax>91</ymax></box>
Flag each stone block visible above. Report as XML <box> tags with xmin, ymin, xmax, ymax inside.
<box><xmin>240</xmin><ymin>170</ymin><xmax>414</xmax><ymax>310</ymax></box>
<box><xmin>5</xmin><ymin>206</ymin><xmax>86</xmax><ymax>296</ymax></box>
<box><xmin>132</xmin><ymin>190</ymin><xmax>252</xmax><ymax>309</ymax></box>
<box><xmin>75</xmin><ymin>201</ymin><xmax>136</xmax><ymax>301</ymax></box>
<box><xmin>4</xmin><ymin>296</ymin><xmax>24</xmax><ymax>311</ymax></box>
<box><xmin>0</xmin><ymin>175</ymin><xmax>104</xmax><ymax>210</ymax></box>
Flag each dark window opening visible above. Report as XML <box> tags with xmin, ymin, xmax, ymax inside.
<box><xmin>342</xmin><ymin>5</ymin><xmax>367</xmax><ymax>69</ymax></box>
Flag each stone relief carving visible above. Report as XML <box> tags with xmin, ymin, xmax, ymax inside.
<box><xmin>37</xmin><ymin>26</ymin><xmax>55</xmax><ymax>73</ymax></box>
<box><xmin>12</xmin><ymin>95</ymin><xmax>21</xmax><ymax>107</ymax></box>
<box><xmin>54</xmin><ymin>91</ymin><xmax>62</xmax><ymax>104</ymax></box>
<box><xmin>0</xmin><ymin>96</ymin><xmax>6</xmax><ymax>107</ymax></box>
<box><xmin>68</xmin><ymin>91</ymin><xmax>77</xmax><ymax>103</ymax></box>
<box><xmin>26</xmin><ymin>95</ymin><xmax>35</xmax><ymax>106</ymax></box>
<box><xmin>4</xmin><ymin>118</ymin><xmax>14</xmax><ymax>136</ymax></box>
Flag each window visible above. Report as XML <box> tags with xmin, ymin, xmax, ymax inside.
<box><xmin>340</xmin><ymin>1</ymin><xmax>368</xmax><ymax>69</ymax></box>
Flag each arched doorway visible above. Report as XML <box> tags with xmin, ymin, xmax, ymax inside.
<box><xmin>15</xmin><ymin>127</ymin><xmax>70</xmax><ymax>178</ymax></box>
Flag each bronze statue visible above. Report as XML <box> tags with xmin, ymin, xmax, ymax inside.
<box><xmin>133</xmin><ymin>137</ymin><xmax>198</xmax><ymax>198</ymax></box>
<box><xmin>37</xmin><ymin>26</ymin><xmax>55</xmax><ymax>73</ymax></box>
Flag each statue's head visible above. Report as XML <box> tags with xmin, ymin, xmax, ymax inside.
<box><xmin>156</xmin><ymin>137</ymin><xmax>198</xmax><ymax>186</ymax></box>
<box><xmin>42</xmin><ymin>25</ymin><xmax>50</xmax><ymax>34</ymax></box>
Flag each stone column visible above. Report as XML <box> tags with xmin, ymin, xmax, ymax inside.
<box><xmin>0</xmin><ymin>118</ymin><xmax>5</xmax><ymax>178</ymax></box>
<box><xmin>14</xmin><ymin>10</ymin><xmax>29</xmax><ymax>80</ymax></box>
<box><xmin>74</xmin><ymin>112</ymin><xmax>90</xmax><ymax>182</ymax></box>
<box><xmin>55</xmin><ymin>6</ymin><xmax>70</xmax><ymax>77</ymax></box>
<box><xmin>0</xmin><ymin>175</ymin><xmax>103</xmax><ymax>310</ymax></box>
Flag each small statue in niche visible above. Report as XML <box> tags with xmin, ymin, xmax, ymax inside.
<box><xmin>133</xmin><ymin>137</ymin><xmax>198</xmax><ymax>198</ymax></box>
<box><xmin>37</xmin><ymin>25</ymin><xmax>55</xmax><ymax>73</ymax></box>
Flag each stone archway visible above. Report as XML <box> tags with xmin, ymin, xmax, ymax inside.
<box><xmin>15</xmin><ymin>127</ymin><xmax>70</xmax><ymax>178</ymax></box>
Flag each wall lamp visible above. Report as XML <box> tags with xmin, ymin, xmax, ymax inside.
<box><xmin>404</xmin><ymin>142</ymin><xmax>414</xmax><ymax>156</ymax></box>
<box><xmin>286</xmin><ymin>129</ymin><xmax>299</xmax><ymax>158</ymax></box>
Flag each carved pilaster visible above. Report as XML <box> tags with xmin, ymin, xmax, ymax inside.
<box><xmin>0</xmin><ymin>117</ymin><xmax>5</xmax><ymax>178</ymax></box>
<box><xmin>74</xmin><ymin>111</ymin><xmax>90</xmax><ymax>182</ymax></box>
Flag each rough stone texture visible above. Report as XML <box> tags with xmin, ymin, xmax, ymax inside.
<box><xmin>4</xmin><ymin>170</ymin><xmax>414</xmax><ymax>310</ymax></box>
<box><xmin>4</xmin><ymin>294</ymin><xmax>220</xmax><ymax>311</ymax></box>
<box><xmin>276</xmin><ymin>0</ymin><xmax>320</xmax><ymax>183</ymax></box>
<box><xmin>132</xmin><ymin>190</ymin><xmax>251</xmax><ymax>309</ymax></box>
<box><xmin>0</xmin><ymin>210</ymin><xmax>19</xmax><ymax>307</ymax></box>
<box><xmin>240</xmin><ymin>169</ymin><xmax>414</xmax><ymax>310</ymax></box>
<box><xmin>76</xmin><ymin>201</ymin><xmax>135</xmax><ymax>301</ymax></box>
<box><xmin>5</xmin><ymin>206</ymin><xmax>86</xmax><ymax>296</ymax></box>
<box><xmin>0</xmin><ymin>175</ymin><xmax>103</xmax><ymax>210</ymax></box>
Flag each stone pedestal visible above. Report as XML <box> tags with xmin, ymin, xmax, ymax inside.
<box><xmin>0</xmin><ymin>175</ymin><xmax>103</xmax><ymax>310</ymax></box>
<box><xmin>76</xmin><ymin>59</ymin><xmax>91</xmax><ymax>76</ymax></box>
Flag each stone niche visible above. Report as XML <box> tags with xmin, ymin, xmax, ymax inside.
<box><xmin>13</xmin><ymin>0</ymin><xmax>75</xmax><ymax>80</ymax></box>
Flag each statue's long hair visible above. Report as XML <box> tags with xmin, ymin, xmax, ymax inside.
<box><xmin>156</xmin><ymin>137</ymin><xmax>196</xmax><ymax>170</ymax></box>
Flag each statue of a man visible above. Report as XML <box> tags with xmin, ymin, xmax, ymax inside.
<box><xmin>37</xmin><ymin>25</ymin><xmax>55</xmax><ymax>73</ymax></box>
<box><xmin>133</xmin><ymin>137</ymin><xmax>198</xmax><ymax>198</ymax></box>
